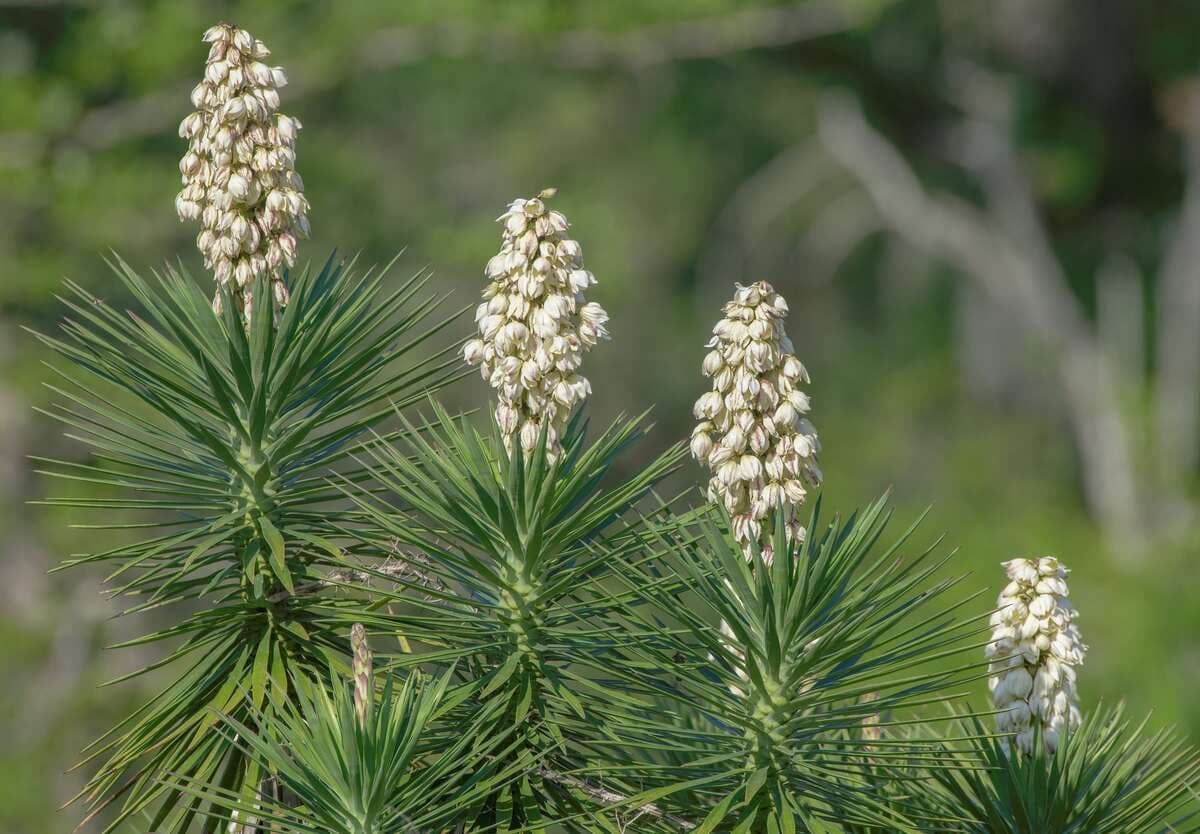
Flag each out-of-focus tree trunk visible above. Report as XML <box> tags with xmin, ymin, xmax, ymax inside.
<box><xmin>1153</xmin><ymin>93</ymin><xmax>1200</xmax><ymax>518</ymax></box>
<box><xmin>818</xmin><ymin>90</ymin><xmax>1148</xmax><ymax>556</ymax></box>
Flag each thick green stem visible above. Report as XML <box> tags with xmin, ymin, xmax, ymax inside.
<box><xmin>744</xmin><ymin>675</ymin><xmax>793</xmax><ymax>832</ymax></box>
<box><xmin>499</xmin><ymin>576</ymin><xmax>545</xmax><ymax>663</ymax></box>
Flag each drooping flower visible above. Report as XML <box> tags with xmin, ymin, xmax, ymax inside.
<box><xmin>462</xmin><ymin>189</ymin><xmax>608</xmax><ymax>459</ymax></box>
<box><xmin>986</xmin><ymin>556</ymin><xmax>1087</xmax><ymax>754</ymax></box>
<box><xmin>692</xmin><ymin>281</ymin><xmax>821</xmax><ymax>558</ymax></box>
<box><xmin>176</xmin><ymin>22</ymin><xmax>310</xmax><ymax>321</ymax></box>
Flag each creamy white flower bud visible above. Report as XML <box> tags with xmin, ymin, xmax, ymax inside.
<box><xmin>580</xmin><ymin>302</ymin><xmax>608</xmax><ymax>326</ymax></box>
<box><xmin>702</xmin><ymin>350</ymin><xmax>724</xmax><ymax>375</ymax></box>
<box><xmin>179</xmin><ymin>152</ymin><xmax>202</xmax><ymax>176</ymax></box>
<box><xmin>557</xmin><ymin>239</ymin><xmax>582</xmax><ymax>263</ymax></box>
<box><xmin>738</xmin><ymin>454</ymin><xmax>762</xmax><ymax>481</ymax></box>
<box><xmin>582</xmin><ymin>271</ymin><xmax>604</xmax><ymax>292</ymax></box>
<box><xmin>248</xmin><ymin>61</ymin><xmax>272</xmax><ymax>86</ymax></box>
<box><xmin>178</xmin><ymin>111</ymin><xmax>204</xmax><ymax>139</ymax></box>
<box><xmin>749</xmin><ymin>424</ymin><xmax>769</xmax><ymax>454</ymax></box>
<box><xmin>277</xmin><ymin>231</ymin><xmax>296</xmax><ymax>260</ymax></box>
<box><xmin>723</xmin><ymin>426</ymin><xmax>746</xmax><ymax>453</ymax></box>
<box><xmin>694</xmin><ymin>391</ymin><xmax>722</xmax><ymax>420</ymax></box>
<box><xmin>232</xmin><ymin>28</ymin><xmax>254</xmax><ymax>52</ymax></box>
<box><xmin>226</xmin><ymin>173</ymin><xmax>249</xmax><ymax>201</ymax></box>
<box><xmin>463</xmin><ymin>339</ymin><xmax>486</xmax><ymax>365</ymax></box>
<box><xmin>783</xmin><ymin>479</ymin><xmax>807</xmax><ymax>503</ymax></box>
<box><xmin>519</xmin><ymin>420</ymin><xmax>540</xmax><ymax>451</ymax></box>
<box><xmin>276</xmin><ymin>114</ymin><xmax>298</xmax><ymax>142</ymax></box>
<box><xmin>233</xmin><ymin>258</ymin><xmax>253</xmax><ymax>287</ymax></box>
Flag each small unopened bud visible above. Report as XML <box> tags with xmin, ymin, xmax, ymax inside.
<box><xmin>351</xmin><ymin>623</ymin><xmax>372</xmax><ymax>725</ymax></box>
<box><xmin>463</xmin><ymin>339</ymin><xmax>486</xmax><ymax>365</ymax></box>
<box><xmin>248</xmin><ymin>61</ymin><xmax>272</xmax><ymax>86</ymax></box>
<box><xmin>233</xmin><ymin>28</ymin><xmax>255</xmax><ymax>52</ymax></box>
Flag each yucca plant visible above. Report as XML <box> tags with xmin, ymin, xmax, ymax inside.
<box><xmin>32</xmin><ymin>23</ymin><xmax>470</xmax><ymax>831</ymax></box>
<box><xmin>168</xmin><ymin>626</ymin><xmax>525</xmax><ymax>834</ymax></box>
<box><xmin>326</xmin><ymin>190</ymin><xmax>695</xmax><ymax>829</ymax></box>
<box><xmin>587</xmin><ymin>500</ymin><xmax>986</xmax><ymax>832</ymax></box>
<box><xmin>917</xmin><ymin>706</ymin><xmax>1200</xmax><ymax>833</ymax></box>
<box><xmin>531</xmin><ymin>280</ymin><xmax>987</xmax><ymax>831</ymax></box>
<box><xmin>36</xmin><ymin>18</ymin><xmax>1200</xmax><ymax>834</ymax></box>
<box><xmin>330</xmin><ymin>255</ymin><xmax>988</xmax><ymax>832</ymax></box>
<box><xmin>35</xmin><ymin>261</ymin><xmax>459</xmax><ymax>831</ymax></box>
<box><xmin>900</xmin><ymin>557</ymin><xmax>1200</xmax><ymax>833</ymax></box>
<box><xmin>343</xmin><ymin>405</ymin><xmax>688</xmax><ymax>829</ymax></box>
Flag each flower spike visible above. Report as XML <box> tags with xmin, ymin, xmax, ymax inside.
<box><xmin>463</xmin><ymin>189</ymin><xmax>608</xmax><ymax>459</ymax></box>
<box><xmin>176</xmin><ymin>22</ymin><xmax>311</xmax><ymax>321</ymax></box>
<box><xmin>692</xmin><ymin>281</ymin><xmax>821</xmax><ymax>558</ymax></box>
<box><xmin>987</xmin><ymin>556</ymin><xmax>1087</xmax><ymax>754</ymax></box>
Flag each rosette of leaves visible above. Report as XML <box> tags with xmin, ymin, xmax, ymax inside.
<box><xmin>168</xmin><ymin>663</ymin><xmax>522</xmax><ymax>834</ymax></box>
<box><xmin>340</xmin><ymin>404</ymin><xmax>688</xmax><ymax>831</ymax></box>
<box><xmin>918</xmin><ymin>705</ymin><xmax>1200</xmax><ymax>833</ymax></box>
<box><xmin>34</xmin><ymin>259</ymin><xmax>460</xmax><ymax>832</ymax></box>
<box><xmin>589</xmin><ymin>498</ymin><xmax>987</xmax><ymax>832</ymax></box>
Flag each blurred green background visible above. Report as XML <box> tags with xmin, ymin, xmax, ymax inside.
<box><xmin>3</xmin><ymin>1</ymin><xmax>1200</xmax><ymax>831</ymax></box>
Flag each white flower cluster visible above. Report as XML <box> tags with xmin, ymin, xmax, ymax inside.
<box><xmin>176</xmin><ymin>23</ymin><xmax>310</xmax><ymax>321</ymax></box>
<box><xmin>691</xmin><ymin>282</ymin><xmax>821</xmax><ymax>557</ymax></box>
<box><xmin>986</xmin><ymin>557</ymin><xmax>1087</xmax><ymax>754</ymax></box>
<box><xmin>463</xmin><ymin>189</ymin><xmax>609</xmax><ymax>459</ymax></box>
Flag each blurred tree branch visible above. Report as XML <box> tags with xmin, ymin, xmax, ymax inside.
<box><xmin>698</xmin><ymin>141</ymin><xmax>824</xmax><ymax>295</ymax></box>
<box><xmin>817</xmin><ymin>84</ymin><xmax>1149</xmax><ymax>554</ymax></box>
<box><xmin>37</xmin><ymin>3</ymin><xmax>851</xmax><ymax>154</ymax></box>
<box><xmin>1154</xmin><ymin>81</ymin><xmax>1200</xmax><ymax>492</ymax></box>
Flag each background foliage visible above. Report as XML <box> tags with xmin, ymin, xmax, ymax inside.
<box><xmin>2</xmin><ymin>1</ymin><xmax>1200</xmax><ymax>831</ymax></box>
